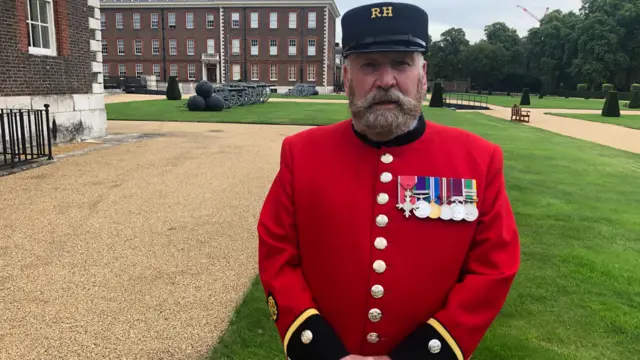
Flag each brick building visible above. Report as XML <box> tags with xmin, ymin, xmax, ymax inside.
<box><xmin>99</xmin><ymin>0</ymin><xmax>340</xmax><ymax>93</ymax></box>
<box><xmin>1</xmin><ymin>0</ymin><xmax>107</xmax><ymax>142</ymax></box>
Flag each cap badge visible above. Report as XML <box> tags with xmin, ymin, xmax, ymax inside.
<box><xmin>371</xmin><ymin>6</ymin><xmax>393</xmax><ymax>18</ymax></box>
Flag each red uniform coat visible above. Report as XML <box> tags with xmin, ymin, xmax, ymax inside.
<box><xmin>258</xmin><ymin>114</ymin><xmax>520</xmax><ymax>360</ymax></box>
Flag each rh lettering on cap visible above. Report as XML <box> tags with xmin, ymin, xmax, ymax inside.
<box><xmin>371</xmin><ymin>6</ymin><xmax>393</xmax><ymax>18</ymax></box>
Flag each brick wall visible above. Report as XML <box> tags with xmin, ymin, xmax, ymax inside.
<box><xmin>0</xmin><ymin>0</ymin><xmax>93</xmax><ymax>97</ymax></box>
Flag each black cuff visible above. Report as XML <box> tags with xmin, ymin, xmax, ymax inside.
<box><xmin>286</xmin><ymin>313</ymin><xmax>350</xmax><ymax>360</ymax></box>
<box><xmin>389</xmin><ymin>321</ymin><xmax>462</xmax><ymax>360</ymax></box>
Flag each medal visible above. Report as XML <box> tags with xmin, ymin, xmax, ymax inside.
<box><xmin>412</xmin><ymin>176</ymin><xmax>430</xmax><ymax>218</ymax></box>
<box><xmin>397</xmin><ymin>176</ymin><xmax>418</xmax><ymax>217</ymax></box>
<box><xmin>463</xmin><ymin>178</ymin><xmax>478</xmax><ymax>222</ymax></box>
<box><xmin>428</xmin><ymin>176</ymin><xmax>441</xmax><ymax>219</ymax></box>
<box><xmin>464</xmin><ymin>203</ymin><xmax>478</xmax><ymax>221</ymax></box>
<box><xmin>439</xmin><ymin>177</ymin><xmax>452</xmax><ymax>220</ymax></box>
<box><xmin>450</xmin><ymin>178</ymin><xmax>466</xmax><ymax>221</ymax></box>
<box><xmin>413</xmin><ymin>198</ymin><xmax>431</xmax><ymax>218</ymax></box>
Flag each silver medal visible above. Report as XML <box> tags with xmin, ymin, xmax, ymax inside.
<box><xmin>413</xmin><ymin>200</ymin><xmax>431</xmax><ymax>218</ymax></box>
<box><xmin>451</xmin><ymin>203</ymin><xmax>465</xmax><ymax>221</ymax></box>
<box><xmin>439</xmin><ymin>204</ymin><xmax>453</xmax><ymax>220</ymax></box>
<box><xmin>464</xmin><ymin>203</ymin><xmax>479</xmax><ymax>221</ymax></box>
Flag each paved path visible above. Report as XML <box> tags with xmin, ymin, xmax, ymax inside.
<box><xmin>0</xmin><ymin>121</ymin><xmax>308</xmax><ymax>359</ymax></box>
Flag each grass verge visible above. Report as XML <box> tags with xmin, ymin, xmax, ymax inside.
<box><xmin>203</xmin><ymin>104</ymin><xmax>640</xmax><ymax>360</ymax></box>
<box><xmin>479</xmin><ymin>95</ymin><xmax>637</xmax><ymax>110</ymax></box>
<box><xmin>547</xmin><ymin>112</ymin><xmax>640</xmax><ymax>130</ymax></box>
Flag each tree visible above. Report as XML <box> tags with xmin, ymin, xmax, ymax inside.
<box><xmin>601</xmin><ymin>91</ymin><xmax>621</xmax><ymax>117</ymax></box>
<box><xmin>520</xmin><ymin>88</ymin><xmax>531</xmax><ymax>105</ymax></box>
<box><xmin>628</xmin><ymin>90</ymin><xmax>640</xmax><ymax>109</ymax></box>
<box><xmin>429</xmin><ymin>82</ymin><xmax>444</xmax><ymax>108</ymax></box>
<box><xmin>166</xmin><ymin>76</ymin><xmax>182</xmax><ymax>100</ymax></box>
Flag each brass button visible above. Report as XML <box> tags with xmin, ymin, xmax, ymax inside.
<box><xmin>367</xmin><ymin>332</ymin><xmax>380</xmax><ymax>343</ymax></box>
<box><xmin>380</xmin><ymin>172</ymin><xmax>392</xmax><ymax>183</ymax></box>
<box><xmin>377</xmin><ymin>193</ymin><xmax>389</xmax><ymax>205</ymax></box>
<box><xmin>371</xmin><ymin>284</ymin><xmax>384</xmax><ymax>298</ymax></box>
<box><xmin>381</xmin><ymin>153</ymin><xmax>393</xmax><ymax>164</ymax></box>
<box><xmin>374</xmin><ymin>237</ymin><xmax>387</xmax><ymax>250</ymax></box>
<box><xmin>428</xmin><ymin>339</ymin><xmax>441</xmax><ymax>353</ymax></box>
<box><xmin>375</xmin><ymin>214</ymin><xmax>388</xmax><ymax>227</ymax></box>
<box><xmin>301</xmin><ymin>330</ymin><xmax>313</xmax><ymax>344</ymax></box>
<box><xmin>368</xmin><ymin>308</ymin><xmax>382</xmax><ymax>322</ymax></box>
<box><xmin>373</xmin><ymin>260</ymin><xmax>386</xmax><ymax>273</ymax></box>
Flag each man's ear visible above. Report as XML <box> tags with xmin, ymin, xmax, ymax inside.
<box><xmin>421</xmin><ymin>60</ymin><xmax>428</xmax><ymax>92</ymax></box>
<box><xmin>342</xmin><ymin>62</ymin><xmax>350</xmax><ymax>96</ymax></box>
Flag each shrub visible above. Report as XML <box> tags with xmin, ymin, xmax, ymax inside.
<box><xmin>166</xmin><ymin>76</ymin><xmax>182</xmax><ymax>100</ymax></box>
<box><xmin>507</xmin><ymin>91</ymin><xmax>511</xmax><ymax>96</ymax></box>
<box><xmin>477</xmin><ymin>89</ymin><xmax>481</xmax><ymax>95</ymax></box>
<box><xmin>488</xmin><ymin>89</ymin><xmax>493</xmax><ymax>96</ymax></box>
<box><xmin>628</xmin><ymin>90</ymin><xmax>640</xmax><ymax>109</ymax></box>
<box><xmin>630</xmin><ymin>84</ymin><xmax>640</xmax><ymax>92</ymax></box>
<box><xmin>520</xmin><ymin>88</ymin><xmax>531</xmax><ymax>106</ymax></box>
<box><xmin>577</xmin><ymin>84</ymin><xmax>588</xmax><ymax>91</ymax></box>
<box><xmin>601</xmin><ymin>91</ymin><xmax>621</xmax><ymax>117</ymax></box>
<box><xmin>429</xmin><ymin>82</ymin><xmax>444</xmax><ymax>108</ymax></box>
<box><xmin>601</xmin><ymin>83</ymin><xmax>615</xmax><ymax>92</ymax></box>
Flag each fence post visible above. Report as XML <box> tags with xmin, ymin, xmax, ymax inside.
<box><xmin>44</xmin><ymin>104</ymin><xmax>53</xmax><ymax>160</ymax></box>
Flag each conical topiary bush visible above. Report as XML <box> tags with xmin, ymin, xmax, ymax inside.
<box><xmin>601</xmin><ymin>91</ymin><xmax>621</xmax><ymax>117</ymax></box>
<box><xmin>628</xmin><ymin>90</ymin><xmax>640</xmax><ymax>109</ymax></box>
<box><xmin>429</xmin><ymin>82</ymin><xmax>444</xmax><ymax>108</ymax></box>
<box><xmin>520</xmin><ymin>88</ymin><xmax>530</xmax><ymax>106</ymax></box>
<box><xmin>166</xmin><ymin>76</ymin><xmax>182</xmax><ymax>100</ymax></box>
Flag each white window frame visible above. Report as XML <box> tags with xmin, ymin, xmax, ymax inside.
<box><xmin>187</xmin><ymin>39</ymin><xmax>195</xmax><ymax>55</ymax></box>
<box><xmin>186</xmin><ymin>12</ymin><xmax>194</xmax><ymax>29</ymax></box>
<box><xmin>232</xmin><ymin>39</ymin><xmax>240</xmax><ymax>55</ymax></box>
<box><xmin>134</xmin><ymin>39</ymin><xmax>142</xmax><ymax>55</ymax></box>
<box><xmin>251</xmin><ymin>39</ymin><xmax>258</xmax><ymax>56</ymax></box>
<box><xmin>308</xmin><ymin>39</ymin><xmax>316</xmax><ymax>56</ymax></box>
<box><xmin>152</xmin><ymin>39</ymin><xmax>159</xmax><ymax>55</ymax></box>
<box><xmin>103</xmin><ymin>63</ymin><xmax>109</xmax><ymax>78</ymax></box>
<box><xmin>232</xmin><ymin>64</ymin><xmax>241</xmax><ymax>80</ymax></box>
<box><xmin>270</xmin><ymin>39</ymin><xmax>277</xmax><ymax>56</ymax></box>
<box><xmin>288</xmin><ymin>65</ymin><xmax>296</xmax><ymax>81</ymax></box>
<box><xmin>101</xmin><ymin>13</ymin><xmax>106</xmax><ymax>29</ymax></box>
<box><xmin>308</xmin><ymin>12</ymin><xmax>316</xmax><ymax>28</ymax></box>
<box><xmin>27</xmin><ymin>0</ymin><xmax>57</xmax><ymax>56</ymax></box>
<box><xmin>135</xmin><ymin>63</ymin><xmax>143</xmax><ymax>78</ymax></box>
<box><xmin>117</xmin><ymin>39</ymin><xmax>125</xmax><ymax>55</ymax></box>
<box><xmin>288</xmin><ymin>39</ymin><xmax>296</xmax><ymax>56</ymax></box>
<box><xmin>188</xmin><ymin>64</ymin><xmax>196</xmax><ymax>80</ymax></box>
<box><xmin>116</xmin><ymin>13</ymin><xmax>123</xmax><ymax>28</ymax></box>
<box><xmin>151</xmin><ymin>13</ymin><xmax>159</xmax><ymax>29</ymax></box>
<box><xmin>289</xmin><ymin>12</ymin><xmax>296</xmax><ymax>28</ymax></box>
<box><xmin>251</xmin><ymin>12</ymin><xmax>258</xmax><ymax>28</ymax></box>
<box><xmin>168</xmin><ymin>12</ymin><xmax>176</xmax><ymax>28</ymax></box>
<box><xmin>207</xmin><ymin>39</ymin><xmax>215</xmax><ymax>54</ymax></box>
<box><xmin>102</xmin><ymin>40</ymin><xmax>108</xmax><ymax>55</ymax></box>
<box><xmin>231</xmin><ymin>12</ymin><xmax>240</xmax><ymax>28</ymax></box>
<box><xmin>169</xmin><ymin>39</ymin><xmax>177</xmax><ymax>55</ymax></box>
<box><xmin>307</xmin><ymin>64</ymin><xmax>316</xmax><ymax>81</ymax></box>
<box><xmin>270</xmin><ymin>12</ymin><xmax>278</xmax><ymax>28</ymax></box>
<box><xmin>251</xmin><ymin>64</ymin><xmax>259</xmax><ymax>80</ymax></box>
<box><xmin>206</xmin><ymin>13</ymin><xmax>215</xmax><ymax>28</ymax></box>
<box><xmin>118</xmin><ymin>64</ymin><xmax>126</xmax><ymax>77</ymax></box>
<box><xmin>270</xmin><ymin>64</ymin><xmax>278</xmax><ymax>81</ymax></box>
<box><xmin>153</xmin><ymin>64</ymin><xmax>160</xmax><ymax>77</ymax></box>
<box><xmin>170</xmin><ymin>64</ymin><xmax>178</xmax><ymax>77</ymax></box>
<box><xmin>133</xmin><ymin>13</ymin><xmax>140</xmax><ymax>29</ymax></box>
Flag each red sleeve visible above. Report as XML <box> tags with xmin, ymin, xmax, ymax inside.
<box><xmin>258</xmin><ymin>137</ymin><xmax>350</xmax><ymax>360</ymax></box>
<box><xmin>389</xmin><ymin>144</ymin><xmax>521</xmax><ymax>360</ymax></box>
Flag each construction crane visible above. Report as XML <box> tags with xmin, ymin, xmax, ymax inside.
<box><xmin>516</xmin><ymin>5</ymin><xmax>549</xmax><ymax>23</ymax></box>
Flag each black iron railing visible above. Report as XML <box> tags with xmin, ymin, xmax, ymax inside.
<box><xmin>1</xmin><ymin>104</ymin><xmax>54</xmax><ymax>168</ymax></box>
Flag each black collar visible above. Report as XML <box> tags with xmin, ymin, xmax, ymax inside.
<box><xmin>352</xmin><ymin>113</ymin><xmax>426</xmax><ymax>148</ymax></box>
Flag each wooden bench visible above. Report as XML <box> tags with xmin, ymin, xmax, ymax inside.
<box><xmin>510</xmin><ymin>104</ymin><xmax>530</xmax><ymax>123</ymax></box>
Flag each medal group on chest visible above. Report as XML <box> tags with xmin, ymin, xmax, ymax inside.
<box><xmin>397</xmin><ymin>176</ymin><xmax>478</xmax><ymax>222</ymax></box>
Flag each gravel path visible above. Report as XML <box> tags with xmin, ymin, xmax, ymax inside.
<box><xmin>0</xmin><ymin>120</ymin><xmax>309</xmax><ymax>359</ymax></box>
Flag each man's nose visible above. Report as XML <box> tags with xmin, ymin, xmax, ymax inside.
<box><xmin>375</xmin><ymin>66</ymin><xmax>397</xmax><ymax>89</ymax></box>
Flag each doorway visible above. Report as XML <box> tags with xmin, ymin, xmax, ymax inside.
<box><xmin>206</xmin><ymin>65</ymin><xmax>217</xmax><ymax>83</ymax></box>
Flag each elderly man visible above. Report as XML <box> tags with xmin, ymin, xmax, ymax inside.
<box><xmin>257</xmin><ymin>2</ymin><xmax>520</xmax><ymax>360</ymax></box>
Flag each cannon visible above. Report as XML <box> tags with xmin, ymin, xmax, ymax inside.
<box><xmin>282</xmin><ymin>83</ymin><xmax>319</xmax><ymax>97</ymax></box>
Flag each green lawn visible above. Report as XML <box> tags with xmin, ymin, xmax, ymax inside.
<box><xmin>477</xmin><ymin>95</ymin><xmax>637</xmax><ymax>110</ymax></box>
<box><xmin>548</xmin><ymin>113</ymin><xmax>640</xmax><ymax>130</ymax></box>
<box><xmin>202</xmin><ymin>104</ymin><xmax>640</xmax><ymax>360</ymax></box>
<box><xmin>270</xmin><ymin>93</ymin><xmax>348</xmax><ymax>100</ymax></box>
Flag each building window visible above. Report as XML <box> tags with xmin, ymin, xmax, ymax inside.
<box><xmin>251</xmin><ymin>12</ymin><xmax>258</xmax><ymax>28</ymax></box>
<box><xmin>288</xmin><ymin>39</ymin><xmax>296</xmax><ymax>55</ymax></box>
<box><xmin>169</xmin><ymin>39</ymin><xmax>177</xmax><ymax>55</ymax></box>
<box><xmin>133</xmin><ymin>13</ymin><xmax>140</xmax><ymax>29</ymax></box>
<box><xmin>232</xmin><ymin>39</ymin><xmax>240</xmax><ymax>55</ymax></box>
<box><xmin>289</xmin><ymin>12</ymin><xmax>296</xmax><ymax>28</ymax></box>
<box><xmin>116</xmin><ymin>13</ymin><xmax>123</xmax><ymax>28</ymax></box>
<box><xmin>101</xmin><ymin>13</ymin><xmax>106</xmax><ymax>29</ymax></box>
<box><xmin>152</xmin><ymin>39</ymin><xmax>159</xmax><ymax>55</ymax></box>
<box><xmin>308</xmin><ymin>12</ymin><xmax>316</xmax><ymax>28</ymax></box>
<box><xmin>103</xmin><ymin>63</ymin><xmax>109</xmax><ymax>78</ymax></box>
<box><xmin>153</xmin><ymin>64</ymin><xmax>160</xmax><ymax>77</ymax></box>
<box><xmin>170</xmin><ymin>64</ymin><xmax>178</xmax><ymax>77</ymax></box>
<box><xmin>251</xmin><ymin>64</ymin><xmax>259</xmax><ymax>80</ymax></box>
<box><xmin>134</xmin><ymin>39</ymin><xmax>142</xmax><ymax>55</ymax></box>
<box><xmin>117</xmin><ymin>39</ymin><xmax>125</xmax><ymax>55</ymax></box>
<box><xmin>270</xmin><ymin>12</ymin><xmax>278</xmax><ymax>28</ymax></box>
<box><xmin>307</xmin><ymin>64</ymin><xmax>316</xmax><ymax>81</ymax></box>
<box><xmin>151</xmin><ymin>13</ymin><xmax>159</xmax><ymax>29</ymax></box>
<box><xmin>232</xmin><ymin>64</ymin><xmax>241</xmax><ymax>80</ymax></box>
<box><xmin>27</xmin><ymin>0</ymin><xmax>56</xmax><ymax>56</ymax></box>
<box><xmin>207</xmin><ymin>39</ymin><xmax>215</xmax><ymax>54</ymax></box>
<box><xmin>270</xmin><ymin>39</ymin><xmax>277</xmax><ymax>56</ymax></box>
<box><xmin>270</xmin><ymin>64</ymin><xmax>277</xmax><ymax>81</ymax></box>
<box><xmin>101</xmin><ymin>40</ymin><xmax>108</xmax><ymax>55</ymax></box>
<box><xmin>168</xmin><ymin>13</ymin><xmax>176</xmax><ymax>28</ymax></box>
<box><xmin>136</xmin><ymin>64</ymin><xmax>143</xmax><ymax>78</ymax></box>
<box><xmin>288</xmin><ymin>65</ymin><xmax>296</xmax><ymax>81</ymax></box>
<box><xmin>188</xmin><ymin>64</ymin><xmax>196</xmax><ymax>80</ymax></box>
<box><xmin>308</xmin><ymin>39</ymin><xmax>316</xmax><ymax>56</ymax></box>
<box><xmin>206</xmin><ymin>13</ymin><xmax>215</xmax><ymax>28</ymax></box>
<box><xmin>187</xmin><ymin>39</ymin><xmax>195</xmax><ymax>55</ymax></box>
<box><xmin>186</xmin><ymin>13</ymin><xmax>194</xmax><ymax>29</ymax></box>
<box><xmin>251</xmin><ymin>39</ymin><xmax>258</xmax><ymax>55</ymax></box>
<box><xmin>119</xmin><ymin>64</ymin><xmax>126</xmax><ymax>77</ymax></box>
<box><xmin>232</xmin><ymin>12</ymin><xmax>240</xmax><ymax>28</ymax></box>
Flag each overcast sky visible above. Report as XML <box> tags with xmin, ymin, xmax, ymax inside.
<box><xmin>334</xmin><ymin>0</ymin><xmax>583</xmax><ymax>44</ymax></box>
